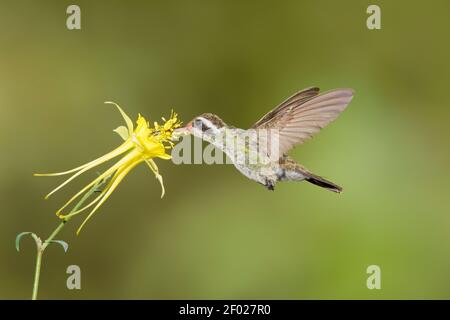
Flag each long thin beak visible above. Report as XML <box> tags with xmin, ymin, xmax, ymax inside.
<box><xmin>174</xmin><ymin>122</ymin><xmax>192</xmax><ymax>133</ymax></box>
<box><xmin>172</xmin><ymin>123</ymin><xmax>192</xmax><ymax>140</ymax></box>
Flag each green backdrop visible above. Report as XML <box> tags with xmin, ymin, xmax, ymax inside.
<box><xmin>1</xmin><ymin>0</ymin><xmax>449</xmax><ymax>299</ymax></box>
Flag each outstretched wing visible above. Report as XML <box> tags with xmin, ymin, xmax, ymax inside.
<box><xmin>252</xmin><ymin>88</ymin><xmax>353</xmax><ymax>156</ymax></box>
<box><xmin>251</xmin><ymin>87</ymin><xmax>320</xmax><ymax>129</ymax></box>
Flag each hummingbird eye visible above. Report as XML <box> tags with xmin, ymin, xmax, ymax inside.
<box><xmin>194</xmin><ymin>118</ymin><xmax>210</xmax><ymax>132</ymax></box>
<box><xmin>194</xmin><ymin>118</ymin><xmax>203</xmax><ymax>128</ymax></box>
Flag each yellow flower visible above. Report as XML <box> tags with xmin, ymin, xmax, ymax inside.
<box><xmin>35</xmin><ymin>102</ymin><xmax>182</xmax><ymax>234</ymax></box>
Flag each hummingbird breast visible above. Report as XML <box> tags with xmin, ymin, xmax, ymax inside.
<box><xmin>213</xmin><ymin>128</ymin><xmax>302</xmax><ymax>186</ymax></box>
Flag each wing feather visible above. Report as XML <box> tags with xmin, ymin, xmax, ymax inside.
<box><xmin>252</xmin><ymin>88</ymin><xmax>353</xmax><ymax>156</ymax></box>
<box><xmin>251</xmin><ymin>87</ymin><xmax>320</xmax><ymax>129</ymax></box>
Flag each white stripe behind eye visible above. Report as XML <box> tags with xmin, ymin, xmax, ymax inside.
<box><xmin>196</xmin><ymin>117</ymin><xmax>216</xmax><ymax>131</ymax></box>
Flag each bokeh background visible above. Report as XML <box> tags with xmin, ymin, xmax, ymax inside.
<box><xmin>1</xmin><ymin>0</ymin><xmax>450</xmax><ymax>299</ymax></box>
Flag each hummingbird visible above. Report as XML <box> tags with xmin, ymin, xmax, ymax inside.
<box><xmin>176</xmin><ymin>87</ymin><xmax>354</xmax><ymax>192</ymax></box>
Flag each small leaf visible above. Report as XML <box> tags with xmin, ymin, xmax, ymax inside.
<box><xmin>15</xmin><ymin>232</ymin><xmax>38</xmax><ymax>252</ymax></box>
<box><xmin>48</xmin><ymin>240</ymin><xmax>69</xmax><ymax>252</ymax></box>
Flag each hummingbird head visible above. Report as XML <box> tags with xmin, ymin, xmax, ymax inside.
<box><xmin>177</xmin><ymin>113</ymin><xmax>227</xmax><ymax>140</ymax></box>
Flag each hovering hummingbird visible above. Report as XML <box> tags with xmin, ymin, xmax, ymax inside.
<box><xmin>176</xmin><ymin>87</ymin><xmax>354</xmax><ymax>192</ymax></box>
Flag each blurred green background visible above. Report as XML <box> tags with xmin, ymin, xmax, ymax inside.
<box><xmin>1</xmin><ymin>0</ymin><xmax>450</xmax><ymax>299</ymax></box>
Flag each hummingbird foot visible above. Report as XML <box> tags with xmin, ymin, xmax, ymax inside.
<box><xmin>264</xmin><ymin>179</ymin><xmax>275</xmax><ymax>191</ymax></box>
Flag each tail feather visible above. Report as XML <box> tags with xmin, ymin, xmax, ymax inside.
<box><xmin>278</xmin><ymin>156</ymin><xmax>343</xmax><ymax>193</ymax></box>
<box><xmin>304</xmin><ymin>172</ymin><xmax>342</xmax><ymax>193</ymax></box>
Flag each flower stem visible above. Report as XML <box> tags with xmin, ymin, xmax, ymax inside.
<box><xmin>31</xmin><ymin>175</ymin><xmax>110</xmax><ymax>300</ymax></box>
<box><xmin>32</xmin><ymin>250</ymin><xmax>43</xmax><ymax>300</ymax></box>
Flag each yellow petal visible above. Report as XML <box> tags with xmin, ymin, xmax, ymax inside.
<box><xmin>145</xmin><ymin>159</ymin><xmax>165</xmax><ymax>198</ymax></box>
<box><xmin>43</xmin><ymin>141</ymin><xmax>133</xmax><ymax>199</ymax></box>
<box><xmin>105</xmin><ymin>101</ymin><xmax>134</xmax><ymax>136</ymax></box>
<box><xmin>60</xmin><ymin>177</ymin><xmax>114</xmax><ymax>219</ymax></box>
<box><xmin>134</xmin><ymin>115</ymin><xmax>151</xmax><ymax>137</ymax></box>
<box><xmin>76</xmin><ymin>157</ymin><xmax>142</xmax><ymax>235</ymax></box>
<box><xmin>56</xmin><ymin>149</ymin><xmax>139</xmax><ymax>216</ymax></box>
<box><xmin>34</xmin><ymin>140</ymin><xmax>133</xmax><ymax>178</ymax></box>
<box><xmin>157</xmin><ymin>153</ymin><xmax>171</xmax><ymax>160</ymax></box>
<box><xmin>56</xmin><ymin>166</ymin><xmax>115</xmax><ymax>217</ymax></box>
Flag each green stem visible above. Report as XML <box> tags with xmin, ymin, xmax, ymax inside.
<box><xmin>43</xmin><ymin>222</ymin><xmax>66</xmax><ymax>248</ymax></box>
<box><xmin>32</xmin><ymin>250</ymin><xmax>43</xmax><ymax>300</ymax></box>
<box><xmin>31</xmin><ymin>176</ymin><xmax>109</xmax><ymax>300</ymax></box>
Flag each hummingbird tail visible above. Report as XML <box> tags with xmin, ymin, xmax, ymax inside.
<box><xmin>304</xmin><ymin>172</ymin><xmax>343</xmax><ymax>193</ymax></box>
<box><xmin>278</xmin><ymin>156</ymin><xmax>343</xmax><ymax>193</ymax></box>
